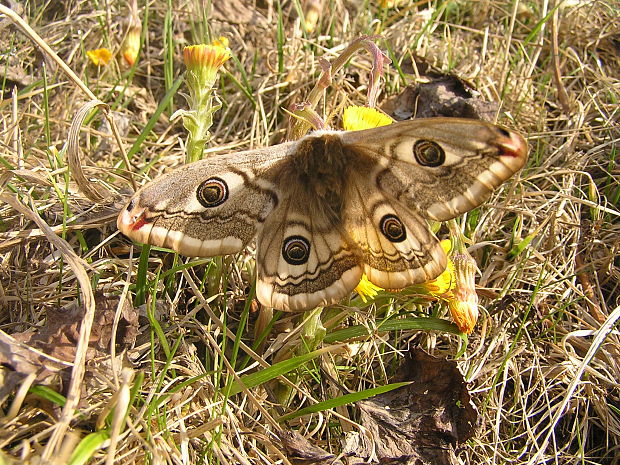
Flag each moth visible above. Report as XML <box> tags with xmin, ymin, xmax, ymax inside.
<box><xmin>117</xmin><ymin>118</ymin><xmax>527</xmax><ymax>311</ymax></box>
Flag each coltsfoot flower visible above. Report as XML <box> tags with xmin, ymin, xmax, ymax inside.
<box><xmin>183</xmin><ymin>43</ymin><xmax>231</xmax><ymax>89</ymax></box>
<box><xmin>355</xmin><ymin>275</ymin><xmax>383</xmax><ymax>303</ymax></box>
<box><xmin>121</xmin><ymin>0</ymin><xmax>142</xmax><ymax>67</ymax></box>
<box><xmin>302</xmin><ymin>0</ymin><xmax>321</xmax><ymax>33</ymax></box>
<box><xmin>343</xmin><ymin>105</ymin><xmax>394</xmax><ymax>131</ymax></box>
<box><xmin>211</xmin><ymin>36</ymin><xmax>229</xmax><ymax>49</ymax></box>
<box><xmin>419</xmin><ymin>240</ymin><xmax>456</xmax><ymax>297</ymax></box>
<box><xmin>86</xmin><ymin>48</ymin><xmax>113</xmax><ymax>66</ymax></box>
<box><xmin>442</xmin><ymin>222</ymin><xmax>480</xmax><ymax>334</ymax></box>
<box><xmin>378</xmin><ymin>0</ymin><xmax>405</xmax><ymax>8</ymax></box>
<box><xmin>446</xmin><ymin>248</ymin><xmax>479</xmax><ymax>334</ymax></box>
<box><xmin>178</xmin><ymin>42</ymin><xmax>231</xmax><ymax>162</ymax></box>
<box><xmin>121</xmin><ymin>24</ymin><xmax>141</xmax><ymax>66</ymax></box>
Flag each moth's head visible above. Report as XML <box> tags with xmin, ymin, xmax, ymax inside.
<box><xmin>492</xmin><ymin>125</ymin><xmax>528</xmax><ymax>167</ymax></box>
<box><xmin>118</xmin><ymin>198</ymin><xmax>144</xmax><ymax>233</ymax></box>
<box><xmin>294</xmin><ymin>131</ymin><xmax>346</xmax><ymax>170</ymax></box>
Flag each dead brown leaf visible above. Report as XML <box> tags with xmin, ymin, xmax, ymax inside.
<box><xmin>382</xmin><ymin>76</ymin><xmax>498</xmax><ymax>122</ymax></box>
<box><xmin>0</xmin><ymin>293</ymin><xmax>138</xmax><ymax>399</ymax></box>
<box><xmin>277</xmin><ymin>429</ymin><xmax>344</xmax><ymax>465</ymax></box>
<box><xmin>277</xmin><ymin>349</ymin><xmax>476</xmax><ymax>465</ymax></box>
<box><xmin>347</xmin><ymin>349</ymin><xmax>477</xmax><ymax>465</ymax></box>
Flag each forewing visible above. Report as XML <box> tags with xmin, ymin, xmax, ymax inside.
<box><xmin>340</xmin><ymin>118</ymin><xmax>528</xmax><ymax>222</ymax></box>
<box><xmin>117</xmin><ymin>144</ymin><xmax>293</xmax><ymax>256</ymax></box>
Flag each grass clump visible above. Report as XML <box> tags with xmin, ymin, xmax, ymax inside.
<box><xmin>0</xmin><ymin>1</ymin><xmax>618</xmax><ymax>463</ymax></box>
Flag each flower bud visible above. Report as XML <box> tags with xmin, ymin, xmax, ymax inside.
<box><xmin>448</xmin><ymin>250</ymin><xmax>479</xmax><ymax>334</ymax></box>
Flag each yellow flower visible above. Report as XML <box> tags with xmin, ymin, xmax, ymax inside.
<box><xmin>423</xmin><ymin>240</ymin><xmax>456</xmax><ymax>296</ymax></box>
<box><xmin>120</xmin><ymin>0</ymin><xmax>141</xmax><ymax>67</ymax></box>
<box><xmin>445</xmin><ymin>239</ymin><xmax>479</xmax><ymax>334</ymax></box>
<box><xmin>343</xmin><ymin>106</ymin><xmax>394</xmax><ymax>131</ymax></box>
<box><xmin>378</xmin><ymin>0</ymin><xmax>405</xmax><ymax>7</ymax></box>
<box><xmin>121</xmin><ymin>24</ymin><xmax>141</xmax><ymax>66</ymax></box>
<box><xmin>355</xmin><ymin>274</ymin><xmax>383</xmax><ymax>303</ymax></box>
<box><xmin>180</xmin><ymin>43</ymin><xmax>231</xmax><ymax>162</ymax></box>
<box><xmin>183</xmin><ymin>44</ymin><xmax>231</xmax><ymax>84</ymax></box>
<box><xmin>448</xmin><ymin>294</ymin><xmax>479</xmax><ymax>335</ymax></box>
<box><xmin>86</xmin><ymin>48</ymin><xmax>113</xmax><ymax>66</ymax></box>
<box><xmin>405</xmin><ymin>240</ymin><xmax>455</xmax><ymax>297</ymax></box>
<box><xmin>211</xmin><ymin>36</ymin><xmax>229</xmax><ymax>48</ymax></box>
<box><xmin>303</xmin><ymin>0</ymin><xmax>321</xmax><ymax>33</ymax></box>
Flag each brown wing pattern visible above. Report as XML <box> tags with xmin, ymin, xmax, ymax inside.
<box><xmin>118</xmin><ymin>118</ymin><xmax>527</xmax><ymax>311</ymax></box>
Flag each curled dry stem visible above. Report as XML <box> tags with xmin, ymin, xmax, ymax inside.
<box><xmin>289</xmin><ymin>35</ymin><xmax>391</xmax><ymax>139</ymax></box>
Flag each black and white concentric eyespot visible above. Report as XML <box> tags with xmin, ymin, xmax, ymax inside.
<box><xmin>380</xmin><ymin>214</ymin><xmax>406</xmax><ymax>243</ymax></box>
<box><xmin>413</xmin><ymin>140</ymin><xmax>445</xmax><ymax>167</ymax></box>
<box><xmin>197</xmin><ymin>177</ymin><xmax>228</xmax><ymax>208</ymax></box>
<box><xmin>282</xmin><ymin>236</ymin><xmax>311</xmax><ymax>265</ymax></box>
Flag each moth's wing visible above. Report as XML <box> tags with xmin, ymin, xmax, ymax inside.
<box><xmin>255</xmin><ymin>195</ymin><xmax>362</xmax><ymax>312</ymax></box>
<box><xmin>117</xmin><ymin>143</ymin><xmax>294</xmax><ymax>256</ymax></box>
<box><xmin>340</xmin><ymin>118</ymin><xmax>528</xmax><ymax>222</ymax></box>
<box><xmin>342</xmin><ymin>168</ymin><xmax>447</xmax><ymax>289</ymax></box>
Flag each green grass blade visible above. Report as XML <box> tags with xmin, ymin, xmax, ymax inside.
<box><xmin>124</xmin><ymin>74</ymin><xmax>184</xmax><ymax>164</ymax></box>
<box><xmin>278</xmin><ymin>381</ymin><xmax>412</xmax><ymax>422</ymax></box>
<box><xmin>134</xmin><ymin>244</ymin><xmax>151</xmax><ymax>307</ymax></box>
<box><xmin>276</xmin><ymin>0</ymin><xmax>285</xmax><ymax>74</ymax></box>
<box><xmin>163</xmin><ymin>0</ymin><xmax>175</xmax><ymax>115</ymax></box>
<box><xmin>228</xmin><ymin>346</ymin><xmax>337</xmax><ymax>396</ymax></box>
<box><xmin>68</xmin><ymin>431</ymin><xmax>110</xmax><ymax>465</ymax></box>
<box><xmin>29</xmin><ymin>385</ymin><xmax>67</xmax><ymax>406</ymax></box>
<box><xmin>226</xmin><ymin>57</ymin><xmax>256</xmax><ymax>108</ymax></box>
<box><xmin>323</xmin><ymin>316</ymin><xmax>464</xmax><ymax>344</ymax></box>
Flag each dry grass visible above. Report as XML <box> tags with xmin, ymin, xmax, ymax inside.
<box><xmin>0</xmin><ymin>0</ymin><xmax>619</xmax><ymax>464</ymax></box>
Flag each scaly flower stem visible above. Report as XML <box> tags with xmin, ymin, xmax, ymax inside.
<box><xmin>289</xmin><ymin>35</ymin><xmax>391</xmax><ymax>139</ymax></box>
<box><xmin>177</xmin><ymin>44</ymin><xmax>230</xmax><ymax>163</ymax></box>
<box><xmin>184</xmin><ymin>91</ymin><xmax>221</xmax><ymax>163</ymax></box>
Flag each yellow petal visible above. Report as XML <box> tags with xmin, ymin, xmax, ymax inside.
<box><xmin>424</xmin><ymin>260</ymin><xmax>456</xmax><ymax>296</ymax></box>
<box><xmin>440</xmin><ymin>239</ymin><xmax>452</xmax><ymax>255</ymax></box>
<box><xmin>121</xmin><ymin>27</ymin><xmax>141</xmax><ymax>66</ymax></box>
<box><xmin>448</xmin><ymin>295</ymin><xmax>479</xmax><ymax>334</ymax></box>
<box><xmin>355</xmin><ymin>274</ymin><xmax>383</xmax><ymax>303</ymax></box>
<box><xmin>86</xmin><ymin>48</ymin><xmax>113</xmax><ymax>66</ymax></box>
<box><xmin>343</xmin><ymin>106</ymin><xmax>394</xmax><ymax>131</ymax></box>
<box><xmin>379</xmin><ymin>0</ymin><xmax>405</xmax><ymax>7</ymax></box>
<box><xmin>211</xmin><ymin>36</ymin><xmax>229</xmax><ymax>48</ymax></box>
<box><xmin>303</xmin><ymin>1</ymin><xmax>320</xmax><ymax>33</ymax></box>
<box><xmin>182</xmin><ymin>44</ymin><xmax>231</xmax><ymax>98</ymax></box>
<box><xmin>184</xmin><ymin>44</ymin><xmax>231</xmax><ymax>72</ymax></box>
